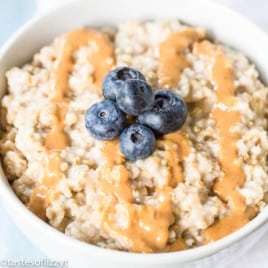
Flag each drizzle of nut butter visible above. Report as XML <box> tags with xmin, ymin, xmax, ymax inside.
<box><xmin>194</xmin><ymin>41</ymin><xmax>257</xmax><ymax>243</ymax></box>
<box><xmin>29</xmin><ymin>29</ymin><xmax>114</xmax><ymax>220</ymax></box>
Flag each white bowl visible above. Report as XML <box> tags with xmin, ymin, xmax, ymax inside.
<box><xmin>1</xmin><ymin>0</ymin><xmax>268</xmax><ymax>267</ymax></box>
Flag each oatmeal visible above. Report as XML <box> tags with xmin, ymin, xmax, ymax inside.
<box><xmin>0</xmin><ymin>20</ymin><xmax>268</xmax><ymax>253</ymax></box>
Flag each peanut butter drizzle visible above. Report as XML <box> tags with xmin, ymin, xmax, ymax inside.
<box><xmin>45</xmin><ymin>28</ymin><xmax>114</xmax><ymax>150</ymax></box>
<box><xmin>160</xmin><ymin>238</ymin><xmax>188</xmax><ymax>252</ymax></box>
<box><xmin>100</xmin><ymin>134</ymin><xmax>190</xmax><ymax>252</ymax></box>
<box><xmin>102</xmin><ymin>190</ymin><xmax>174</xmax><ymax>253</ymax></box>
<box><xmin>157</xmin><ymin>132</ymin><xmax>190</xmax><ymax>187</ymax></box>
<box><xmin>158</xmin><ymin>29</ymin><xmax>204</xmax><ymax>88</ymax></box>
<box><xmin>204</xmin><ymin>207</ymin><xmax>257</xmax><ymax>243</ymax></box>
<box><xmin>100</xmin><ymin>140</ymin><xmax>133</xmax><ymax>203</ymax></box>
<box><xmin>194</xmin><ymin>40</ymin><xmax>254</xmax><ymax>242</ymax></box>
<box><xmin>29</xmin><ymin>29</ymin><xmax>114</xmax><ymax>219</ymax></box>
<box><xmin>29</xmin><ymin>153</ymin><xmax>62</xmax><ymax>220</ymax></box>
<box><xmin>102</xmin><ymin>140</ymin><xmax>125</xmax><ymax>167</ymax></box>
<box><xmin>101</xmin><ymin>141</ymin><xmax>173</xmax><ymax>252</ymax></box>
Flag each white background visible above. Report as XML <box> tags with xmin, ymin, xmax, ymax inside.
<box><xmin>0</xmin><ymin>0</ymin><xmax>268</xmax><ymax>267</ymax></box>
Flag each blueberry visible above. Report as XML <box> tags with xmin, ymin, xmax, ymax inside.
<box><xmin>120</xmin><ymin>124</ymin><xmax>156</xmax><ymax>161</ymax></box>
<box><xmin>138</xmin><ymin>90</ymin><xmax>187</xmax><ymax>135</ymax></box>
<box><xmin>116</xmin><ymin>79</ymin><xmax>154</xmax><ymax>116</ymax></box>
<box><xmin>102</xmin><ymin>67</ymin><xmax>146</xmax><ymax>100</ymax></box>
<box><xmin>85</xmin><ymin>100</ymin><xmax>126</xmax><ymax>140</ymax></box>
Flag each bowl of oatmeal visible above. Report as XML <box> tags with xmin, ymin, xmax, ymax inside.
<box><xmin>0</xmin><ymin>0</ymin><xmax>268</xmax><ymax>267</ymax></box>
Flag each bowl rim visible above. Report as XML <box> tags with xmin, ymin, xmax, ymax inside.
<box><xmin>0</xmin><ymin>0</ymin><xmax>268</xmax><ymax>264</ymax></box>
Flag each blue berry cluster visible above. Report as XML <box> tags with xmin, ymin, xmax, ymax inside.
<box><xmin>85</xmin><ymin>67</ymin><xmax>187</xmax><ymax>161</ymax></box>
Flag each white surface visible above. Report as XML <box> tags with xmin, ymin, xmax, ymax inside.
<box><xmin>0</xmin><ymin>0</ymin><xmax>268</xmax><ymax>267</ymax></box>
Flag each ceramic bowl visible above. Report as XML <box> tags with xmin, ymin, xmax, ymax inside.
<box><xmin>0</xmin><ymin>0</ymin><xmax>268</xmax><ymax>267</ymax></box>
